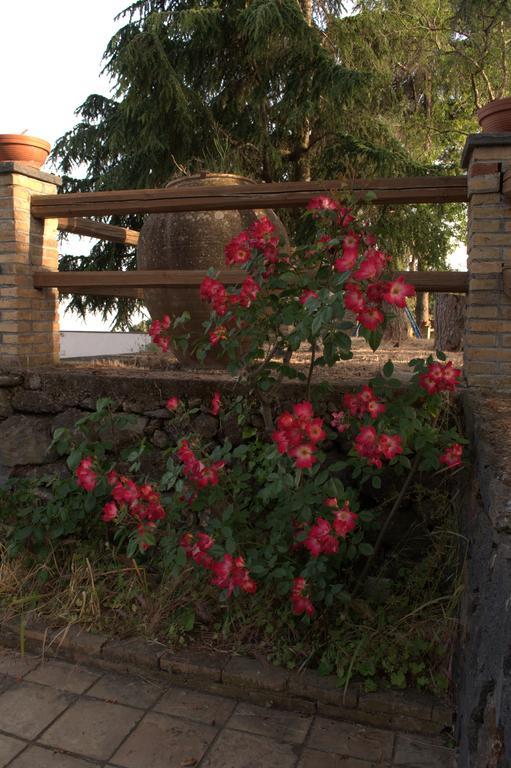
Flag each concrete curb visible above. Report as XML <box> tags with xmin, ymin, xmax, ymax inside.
<box><xmin>0</xmin><ymin>618</ymin><xmax>453</xmax><ymax>739</ymax></box>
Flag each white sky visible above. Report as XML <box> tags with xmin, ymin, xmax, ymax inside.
<box><xmin>3</xmin><ymin>0</ymin><xmax>467</xmax><ymax>331</ymax></box>
<box><xmin>3</xmin><ymin>0</ymin><xmax>125</xmax><ymax>330</ymax></box>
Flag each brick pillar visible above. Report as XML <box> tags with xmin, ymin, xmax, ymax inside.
<box><xmin>462</xmin><ymin>134</ymin><xmax>511</xmax><ymax>387</ymax></box>
<box><xmin>0</xmin><ymin>161</ymin><xmax>61</xmax><ymax>367</ymax></box>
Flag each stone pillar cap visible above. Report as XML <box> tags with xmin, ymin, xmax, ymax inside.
<box><xmin>461</xmin><ymin>133</ymin><xmax>511</xmax><ymax>169</ymax></box>
<box><xmin>0</xmin><ymin>161</ymin><xmax>61</xmax><ymax>185</ymax></box>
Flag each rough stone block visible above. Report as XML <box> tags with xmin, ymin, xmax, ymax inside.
<box><xmin>11</xmin><ymin>389</ymin><xmax>62</xmax><ymax>413</ymax></box>
<box><xmin>0</xmin><ymin>414</ymin><xmax>54</xmax><ymax>465</ymax></box>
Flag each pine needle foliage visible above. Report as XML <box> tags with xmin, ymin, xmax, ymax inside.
<box><xmin>52</xmin><ymin>0</ymin><xmax>510</xmax><ymax>326</ymax></box>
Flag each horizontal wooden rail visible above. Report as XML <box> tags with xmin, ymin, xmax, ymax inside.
<box><xmin>33</xmin><ymin>269</ymin><xmax>469</xmax><ymax>297</ymax></box>
<box><xmin>58</xmin><ymin>217</ymin><xmax>140</xmax><ymax>246</ymax></box>
<box><xmin>32</xmin><ymin>176</ymin><xmax>468</xmax><ymax>218</ymax></box>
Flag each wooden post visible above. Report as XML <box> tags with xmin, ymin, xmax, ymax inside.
<box><xmin>0</xmin><ymin>161</ymin><xmax>60</xmax><ymax>366</ymax></box>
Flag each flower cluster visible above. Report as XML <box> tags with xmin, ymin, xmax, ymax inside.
<box><xmin>180</xmin><ymin>531</ymin><xmax>214</xmax><ymax>568</ymax></box>
<box><xmin>331</xmin><ymin>409</ymin><xmax>350</xmax><ymax>433</ymax></box>
<box><xmin>299</xmin><ymin>498</ymin><xmax>358</xmax><ymax>557</ymax></box>
<box><xmin>225</xmin><ymin>215</ymin><xmax>281</xmax><ymax>278</ymax></box>
<box><xmin>419</xmin><ymin>361</ymin><xmax>462</xmax><ymax>395</ymax></box>
<box><xmin>201</xmin><ymin>274</ymin><xmax>261</xmax><ymax>346</ymax></box>
<box><xmin>200</xmin><ymin>277</ymin><xmax>229</xmax><ymax>316</ymax></box>
<box><xmin>177</xmin><ymin>439</ymin><xmax>225</xmax><ymax>487</ymax></box>
<box><xmin>272</xmin><ymin>401</ymin><xmax>326</xmax><ymax>469</ymax></box>
<box><xmin>440</xmin><ymin>443</ymin><xmax>463</xmax><ymax>468</ymax></box>
<box><xmin>75</xmin><ymin>457</ymin><xmax>97</xmax><ymax>492</ymax></box>
<box><xmin>104</xmin><ymin>473</ymin><xmax>165</xmax><ymax>528</ymax></box>
<box><xmin>306</xmin><ymin>196</ymin><xmax>417</xmax><ymax>332</ymax></box>
<box><xmin>149</xmin><ymin>315</ymin><xmax>171</xmax><ymax>352</ymax></box>
<box><xmin>343</xmin><ymin>385</ymin><xmax>385</xmax><ymax>420</ymax></box>
<box><xmin>354</xmin><ymin>425</ymin><xmax>403</xmax><ymax>468</ymax></box>
<box><xmin>344</xmin><ymin>273</ymin><xmax>415</xmax><ymax>332</ymax></box>
<box><xmin>181</xmin><ymin>533</ymin><xmax>257</xmax><ymax>597</ymax></box>
<box><xmin>307</xmin><ymin>196</ymin><xmax>355</xmax><ymax>229</ymax></box>
<box><xmin>291</xmin><ymin>577</ymin><xmax>315</xmax><ymax>616</ymax></box>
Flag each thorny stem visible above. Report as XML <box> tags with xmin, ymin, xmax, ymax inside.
<box><xmin>352</xmin><ymin>452</ymin><xmax>422</xmax><ymax>598</ymax></box>
<box><xmin>306</xmin><ymin>341</ymin><xmax>316</xmax><ymax>400</ymax></box>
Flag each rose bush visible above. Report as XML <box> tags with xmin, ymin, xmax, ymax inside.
<box><xmin>72</xmin><ymin>196</ymin><xmax>465</xmax><ymax>627</ymax></box>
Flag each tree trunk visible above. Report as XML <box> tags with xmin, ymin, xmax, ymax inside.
<box><xmin>434</xmin><ymin>294</ymin><xmax>466</xmax><ymax>351</ymax></box>
<box><xmin>415</xmin><ymin>291</ymin><xmax>430</xmax><ymax>336</ymax></box>
<box><xmin>293</xmin><ymin>0</ymin><xmax>313</xmax><ymax>183</ymax></box>
<box><xmin>299</xmin><ymin>0</ymin><xmax>313</xmax><ymax>24</ymax></box>
<box><xmin>383</xmin><ymin>308</ymin><xmax>409</xmax><ymax>344</ymax></box>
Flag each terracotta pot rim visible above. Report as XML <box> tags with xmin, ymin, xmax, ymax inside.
<box><xmin>477</xmin><ymin>97</ymin><xmax>511</xmax><ymax>120</ymax></box>
<box><xmin>165</xmin><ymin>172</ymin><xmax>258</xmax><ymax>188</ymax></box>
<box><xmin>0</xmin><ymin>134</ymin><xmax>51</xmax><ymax>152</ymax></box>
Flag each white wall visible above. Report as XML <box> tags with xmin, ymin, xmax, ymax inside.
<box><xmin>60</xmin><ymin>331</ymin><xmax>150</xmax><ymax>359</ymax></box>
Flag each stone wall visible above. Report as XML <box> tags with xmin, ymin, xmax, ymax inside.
<box><xmin>0</xmin><ymin>366</ymin><xmax>353</xmax><ymax>478</ymax></box>
<box><xmin>456</xmin><ymin>390</ymin><xmax>511</xmax><ymax>768</ymax></box>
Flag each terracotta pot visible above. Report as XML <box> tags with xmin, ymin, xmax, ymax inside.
<box><xmin>137</xmin><ymin>173</ymin><xmax>286</xmax><ymax>367</ymax></box>
<box><xmin>0</xmin><ymin>134</ymin><xmax>51</xmax><ymax>168</ymax></box>
<box><xmin>477</xmin><ymin>98</ymin><xmax>511</xmax><ymax>133</ymax></box>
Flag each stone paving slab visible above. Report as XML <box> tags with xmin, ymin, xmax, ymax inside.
<box><xmin>0</xmin><ymin>625</ymin><xmax>453</xmax><ymax>738</ymax></box>
<box><xmin>0</xmin><ymin>681</ymin><xmax>74</xmax><ymax>739</ymax></box>
<box><xmin>39</xmin><ymin>697</ymin><xmax>143</xmax><ymax>761</ymax></box>
<box><xmin>227</xmin><ymin>701</ymin><xmax>312</xmax><ymax>744</ymax></box>
<box><xmin>308</xmin><ymin>718</ymin><xmax>395</xmax><ymax>762</ymax></box>
<box><xmin>199</xmin><ymin>728</ymin><xmax>300</xmax><ymax>768</ymax></box>
<box><xmin>0</xmin><ymin>650</ymin><xmax>456</xmax><ymax>768</ymax></box>
<box><xmin>0</xmin><ymin>733</ymin><xmax>25</xmax><ymax>767</ymax></box>
<box><xmin>155</xmin><ymin>686</ymin><xmax>236</xmax><ymax>726</ymax></box>
<box><xmin>9</xmin><ymin>745</ymin><xmax>102</xmax><ymax>767</ymax></box>
<box><xmin>110</xmin><ymin>711</ymin><xmax>217</xmax><ymax>768</ymax></box>
<box><xmin>86</xmin><ymin>669</ymin><xmax>166</xmax><ymax>709</ymax></box>
<box><xmin>25</xmin><ymin>658</ymin><xmax>100</xmax><ymax>693</ymax></box>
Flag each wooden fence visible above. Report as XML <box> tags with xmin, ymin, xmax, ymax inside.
<box><xmin>33</xmin><ymin>175</ymin><xmax>469</xmax><ymax>298</ymax></box>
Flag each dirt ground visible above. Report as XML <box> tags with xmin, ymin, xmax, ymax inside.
<box><xmin>65</xmin><ymin>338</ymin><xmax>463</xmax><ymax>384</ymax></box>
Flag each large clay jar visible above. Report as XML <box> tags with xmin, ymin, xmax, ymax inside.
<box><xmin>137</xmin><ymin>173</ymin><xmax>286</xmax><ymax>367</ymax></box>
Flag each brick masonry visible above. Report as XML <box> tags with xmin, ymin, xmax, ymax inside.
<box><xmin>0</xmin><ymin>162</ymin><xmax>60</xmax><ymax>367</ymax></box>
<box><xmin>463</xmin><ymin>134</ymin><xmax>511</xmax><ymax>387</ymax></box>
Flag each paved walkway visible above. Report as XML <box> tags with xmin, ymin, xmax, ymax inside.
<box><xmin>0</xmin><ymin>650</ymin><xmax>455</xmax><ymax>768</ymax></box>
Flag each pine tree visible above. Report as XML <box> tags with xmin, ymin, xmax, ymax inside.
<box><xmin>53</xmin><ymin>0</ymin><xmax>511</xmax><ymax>327</ymax></box>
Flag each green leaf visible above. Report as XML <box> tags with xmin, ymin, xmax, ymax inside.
<box><xmin>382</xmin><ymin>360</ymin><xmax>394</xmax><ymax>378</ymax></box>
